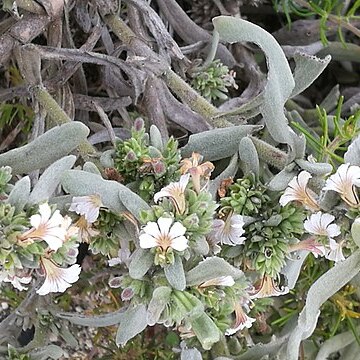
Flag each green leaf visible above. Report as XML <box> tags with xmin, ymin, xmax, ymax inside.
<box><xmin>213</xmin><ymin>16</ymin><xmax>294</xmax><ymax>146</ymax></box>
<box><xmin>239</xmin><ymin>136</ymin><xmax>259</xmax><ymax>178</ymax></box>
<box><xmin>147</xmin><ymin>286</ymin><xmax>172</xmax><ymax>326</ymax></box>
<box><xmin>190</xmin><ymin>313</ymin><xmax>221</xmax><ymax>350</ymax></box>
<box><xmin>29</xmin><ymin>345</ymin><xmax>64</xmax><ymax>360</ymax></box>
<box><xmin>315</xmin><ymin>331</ymin><xmax>356</xmax><ymax>360</ymax></box>
<box><xmin>209</xmin><ymin>154</ymin><xmax>238</xmax><ymax>199</ymax></box>
<box><xmin>164</xmin><ymin>254</ymin><xmax>186</xmax><ymax>290</ymax></box>
<box><xmin>181</xmin><ymin>348</ymin><xmax>203</xmax><ymax>360</ymax></box>
<box><xmin>286</xmin><ymin>250</ymin><xmax>360</xmax><ymax>360</ymax></box>
<box><xmin>28</xmin><ymin>155</ymin><xmax>76</xmax><ymax>205</ymax></box>
<box><xmin>291</xmin><ymin>53</ymin><xmax>331</xmax><ymax>98</ymax></box>
<box><xmin>57</xmin><ymin>308</ymin><xmax>126</xmax><ymax>327</ymax></box>
<box><xmin>295</xmin><ymin>159</ymin><xmax>332</xmax><ymax>175</ymax></box>
<box><xmin>129</xmin><ymin>248</ymin><xmax>154</xmax><ymax>279</ymax></box>
<box><xmin>116</xmin><ymin>305</ymin><xmax>148</xmax><ymax>346</ymax></box>
<box><xmin>149</xmin><ymin>124</ymin><xmax>164</xmax><ymax>150</ymax></box>
<box><xmin>181</xmin><ymin>125</ymin><xmax>262</xmax><ymax>161</ymax></box>
<box><xmin>7</xmin><ymin>176</ymin><xmax>31</xmax><ymax>212</ymax></box>
<box><xmin>118</xmin><ymin>188</ymin><xmax>151</xmax><ymax>222</ymax></box>
<box><xmin>351</xmin><ymin>218</ymin><xmax>360</xmax><ymax>248</ymax></box>
<box><xmin>82</xmin><ymin>161</ymin><xmax>102</xmax><ymax>175</ymax></box>
<box><xmin>0</xmin><ymin>122</ymin><xmax>89</xmax><ymax>174</ymax></box>
<box><xmin>267</xmin><ymin>168</ymin><xmax>297</xmax><ymax>191</ymax></box>
<box><xmin>186</xmin><ymin>257</ymin><xmax>244</xmax><ymax>286</ymax></box>
<box><xmin>61</xmin><ymin>170</ymin><xmax>127</xmax><ymax>213</ymax></box>
<box><xmin>344</xmin><ymin>136</ymin><xmax>360</xmax><ymax>166</ymax></box>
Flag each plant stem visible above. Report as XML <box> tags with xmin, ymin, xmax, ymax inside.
<box><xmin>104</xmin><ymin>14</ymin><xmax>232</xmax><ymax>128</ymax></box>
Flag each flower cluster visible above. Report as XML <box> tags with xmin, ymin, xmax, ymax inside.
<box><xmin>190</xmin><ymin>60</ymin><xmax>238</xmax><ymax>103</ymax></box>
<box><xmin>280</xmin><ymin>164</ymin><xmax>360</xmax><ymax>263</ymax></box>
<box><xmin>114</xmin><ymin>118</ymin><xmax>181</xmax><ymax>201</ymax></box>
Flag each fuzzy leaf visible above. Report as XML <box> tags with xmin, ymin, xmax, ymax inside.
<box><xmin>7</xmin><ymin>176</ymin><xmax>31</xmax><ymax>212</ymax></box>
<box><xmin>181</xmin><ymin>348</ymin><xmax>203</xmax><ymax>360</ymax></box>
<box><xmin>286</xmin><ymin>250</ymin><xmax>360</xmax><ymax>360</ymax></box>
<box><xmin>164</xmin><ymin>254</ymin><xmax>186</xmax><ymax>290</ymax></box>
<box><xmin>281</xmin><ymin>251</ymin><xmax>308</xmax><ymax>289</ymax></box>
<box><xmin>149</xmin><ymin>124</ymin><xmax>164</xmax><ymax>150</ymax></box>
<box><xmin>239</xmin><ymin>136</ymin><xmax>259</xmax><ymax>178</ymax></box>
<box><xmin>30</xmin><ymin>345</ymin><xmax>64</xmax><ymax>360</ymax></box>
<box><xmin>235</xmin><ymin>336</ymin><xmax>288</xmax><ymax>360</ymax></box>
<box><xmin>83</xmin><ymin>161</ymin><xmax>102</xmax><ymax>175</ymax></box>
<box><xmin>315</xmin><ymin>331</ymin><xmax>355</xmax><ymax>360</ymax></box>
<box><xmin>116</xmin><ymin>304</ymin><xmax>148</xmax><ymax>346</ymax></box>
<box><xmin>57</xmin><ymin>308</ymin><xmax>126</xmax><ymax>327</ymax></box>
<box><xmin>213</xmin><ymin>16</ymin><xmax>294</xmax><ymax>145</ymax></box>
<box><xmin>28</xmin><ymin>155</ymin><xmax>76</xmax><ymax>205</ymax></box>
<box><xmin>100</xmin><ymin>149</ymin><xmax>115</xmax><ymax>168</ymax></box>
<box><xmin>291</xmin><ymin>53</ymin><xmax>331</xmax><ymax>98</ymax></box>
<box><xmin>61</xmin><ymin>170</ymin><xmax>127</xmax><ymax>212</ymax></box>
<box><xmin>209</xmin><ymin>154</ymin><xmax>238</xmax><ymax>199</ymax></box>
<box><xmin>129</xmin><ymin>248</ymin><xmax>154</xmax><ymax>279</ymax></box>
<box><xmin>295</xmin><ymin>159</ymin><xmax>332</xmax><ymax>175</ymax></box>
<box><xmin>186</xmin><ymin>257</ymin><xmax>244</xmax><ymax>286</ymax></box>
<box><xmin>181</xmin><ymin>125</ymin><xmax>262</xmax><ymax>161</ymax></box>
<box><xmin>118</xmin><ymin>188</ymin><xmax>151</xmax><ymax>222</ymax></box>
<box><xmin>0</xmin><ymin>122</ymin><xmax>89</xmax><ymax>174</ymax></box>
<box><xmin>190</xmin><ymin>313</ymin><xmax>221</xmax><ymax>350</ymax></box>
<box><xmin>147</xmin><ymin>286</ymin><xmax>172</xmax><ymax>326</ymax></box>
<box><xmin>344</xmin><ymin>136</ymin><xmax>360</xmax><ymax>166</ymax></box>
<box><xmin>267</xmin><ymin>168</ymin><xmax>297</xmax><ymax>191</ymax></box>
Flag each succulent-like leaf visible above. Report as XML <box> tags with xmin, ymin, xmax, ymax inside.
<box><xmin>344</xmin><ymin>136</ymin><xmax>360</xmax><ymax>166</ymax></box>
<box><xmin>30</xmin><ymin>345</ymin><xmax>64</xmax><ymax>360</ymax></box>
<box><xmin>281</xmin><ymin>251</ymin><xmax>308</xmax><ymax>289</ymax></box>
<box><xmin>118</xmin><ymin>188</ymin><xmax>151</xmax><ymax>222</ymax></box>
<box><xmin>28</xmin><ymin>155</ymin><xmax>76</xmax><ymax>205</ymax></box>
<box><xmin>147</xmin><ymin>286</ymin><xmax>172</xmax><ymax>326</ymax></box>
<box><xmin>291</xmin><ymin>53</ymin><xmax>331</xmax><ymax>98</ymax></box>
<box><xmin>239</xmin><ymin>136</ymin><xmax>259</xmax><ymax>178</ymax></box>
<box><xmin>116</xmin><ymin>304</ymin><xmax>148</xmax><ymax>346</ymax></box>
<box><xmin>286</xmin><ymin>250</ymin><xmax>360</xmax><ymax>360</ymax></box>
<box><xmin>186</xmin><ymin>257</ymin><xmax>244</xmax><ymax>286</ymax></box>
<box><xmin>190</xmin><ymin>313</ymin><xmax>220</xmax><ymax>350</ymax></box>
<box><xmin>267</xmin><ymin>168</ymin><xmax>297</xmax><ymax>191</ymax></box>
<box><xmin>82</xmin><ymin>161</ymin><xmax>102</xmax><ymax>175</ymax></box>
<box><xmin>149</xmin><ymin>124</ymin><xmax>164</xmax><ymax>150</ymax></box>
<box><xmin>295</xmin><ymin>159</ymin><xmax>332</xmax><ymax>175</ymax></box>
<box><xmin>7</xmin><ymin>176</ymin><xmax>31</xmax><ymax>212</ymax></box>
<box><xmin>209</xmin><ymin>154</ymin><xmax>238</xmax><ymax>199</ymax></box>
<box><xmin>129</xmin><ymin>248</ymin><xmax>154</xmax><ymax>279</ymax></box>
<box><xmin>57</xmin><ymin>308</ymin><xmax>126</xmax><ymax>327</ymax></box>
<box><xmin>61</xmin><ymin>170</ymin><xmax>127</xmax><ymax>213</ymax></box>
<box><xmin>164</xmin><ymin>254</ymin><xmax>186</xmax><ymax>290</ymax></box>
<box><xmin>315</xmin><ymin>331</ymin><xmax>355</xmax><ymax>360</ymax></box>
<box><xmin>181</xmin><ymin>348</ymin><xmax>203</xmax><ymax>360</ymax></box>
<box><xmin>0</xmin><ymin>122</ymin><xmax>89</xmax><ymax>174</ymax></box>
<box><xmin>181</xmin><ymin>125</ymin><xmax>262</xmax><ymax>161</ymax></box>
<box><xmin>213</xmin><ymin>16</ymin><xmax>294</xmax><ymax>146</ymax></box>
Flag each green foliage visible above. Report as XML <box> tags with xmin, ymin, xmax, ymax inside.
<box><xmin>0</xmin><ymin>103</ymin><xmax>33</xmax><ymax>134</ymax></box>
<box><xmin>292</xmin><ymin>97</ymin><xmax>360</xmax><ymax>166</ymax></box>
<box><xmin>190</xmin><ymin>60</ymin><xmax>237</xmax><ymax>103</ymax></box>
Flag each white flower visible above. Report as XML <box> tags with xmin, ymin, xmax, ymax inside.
<box><xmin>225</xmin><ymin>303</ymin><xmax>256</xmax><ymax>335</ymax></box>
<box><xmin>279</xmin><ymin>171</ymin><xmax>319</xmax><ymax>211</ymax></box>
<box><xmin>288</xmin><ymin>237</ymin><xmax>326</xmax><ymax>258</ymax></box>
<box><xmin>304</xmin><ymin>212</ymin><xmax>341</xmax><ymax>238</ymax></box>
<box><xmin>0</xmin><ymin>272</ymin><xmax>32</xmax><ymax>291</ymax></box>
<box><xmin>199</xmin><ymin>276</ymin><xmax>235</xmax><ymax>288</ymax></box>
<box><xmin>249</xmin><ymin>275</ymin><xmax>289</xmax><ymax>299</ymax></box>
<box><xmin>19</xmin><ymin>203</ymin><xmax>67</xmax><ymax>251</ymax></box>
<box><xmin>323</xmin><ymin>163</ymin><xmax>360</xmax><ymax>207</ymax></box>
<box><xmin>69</xmin><ymin>195</ymin><xmax>102</xmax><ymax>223</ymax></box>
<box><xmin>36</xmin><ymin>257</ymin><xmax>81</xmax><ymax>295</ymax></box>
<box><xmin>154</xmin><ymin>174</ymin><xmax>190</xmax><ymax>214</ymax></box>
<box><xmin>139</xmin><ymin>217</ymin><xmax>188</xmax><ymax>252</ymax></box>
<box><xmin>326</xmin><ymin>239</ymin><xmax>345</xmax><ymax>263</ymax></box>
<box><xmin>75</xmin><ymin>216</ymin><xmax>100</xmax><ymax>243</ymax></box>
<box><xmin>108</xmin><ymin>248</ymin><xmax>131</xmax><ymax>267</ymax></box>
<box><xmin>209</xmin><ymin>214</ymin><xmax>246</xmax><ymax>246</ymax></box>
